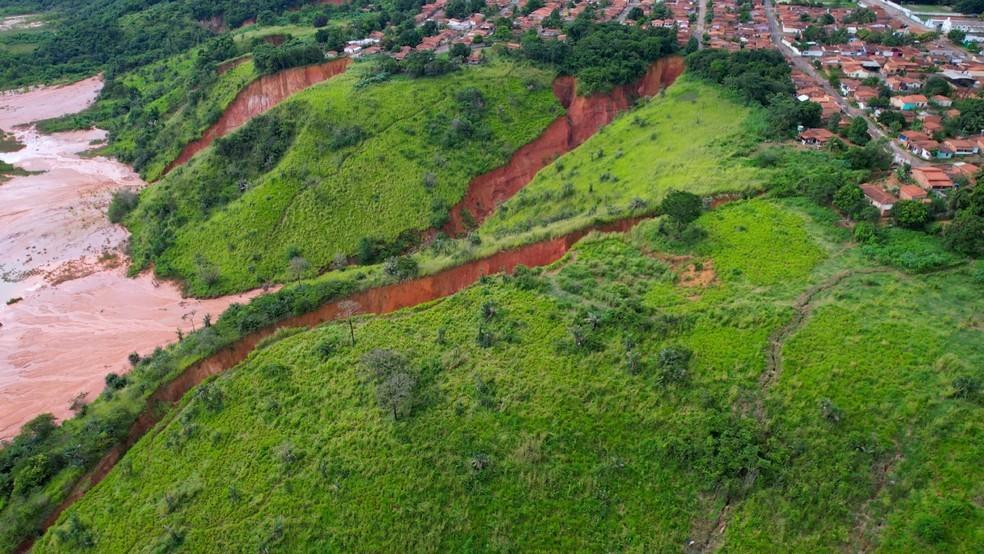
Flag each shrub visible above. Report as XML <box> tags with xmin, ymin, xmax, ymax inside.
<box><xmin>656</xmin><ymin>346</ymin><xmax>692</xmax><ymax>384</ymax></box>
<box><xmin>661</xmin><ymin>190</ymin><xmax>702</xmax><ymax>226</ymax></box>
<box><xmin>892</xmin><ymin>200</ymin><xmax>930</xmax><ymax>229</ymax></box>
<box><xmin>107</xmin><ymin>189</ymin><xmax>139</xmax><ymax>224</ymax></box>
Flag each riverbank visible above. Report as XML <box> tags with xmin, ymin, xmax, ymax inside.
<box><xmin>0</xmin><ymin>78</ymin><xmax>260</xmax><ymax>440</ymax></box>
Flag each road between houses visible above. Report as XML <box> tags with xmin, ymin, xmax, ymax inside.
<box><xmin>763</xmin><ymin>0</ymin><xmax>926</xmax><ymax>167</ymax></box>
<box><xmin>862</xmin><ymin>0</ymin><xmax>973</xmax><ymax>61</ymax></box>
<box><xmin>696</xmin><ymin>0</ymin><xmax>708</xmax><ymax>48</ymax></box>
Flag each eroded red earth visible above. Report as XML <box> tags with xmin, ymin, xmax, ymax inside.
<box><xmin>162</xmin><ymin>57</ymin><xmax>351</xmax><ymax>175</ymax></box>
<box><xmin>445</xmin><ymin>56</ymin><xmax>684</xmax><ymax>234</ymax></box>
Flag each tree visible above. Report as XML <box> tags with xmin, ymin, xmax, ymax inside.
<box><xmin>627</xmin><ymin>6</ymin><xmax>644</xmax><ymax>20</ymax></box>
<box><xmin>383</xmin><ymin>256</ymin><xmax>419</xmax><ymax>280</ymax></box>
<box><xmin>942</xmin><ymin>210</ymin><xmax>984</xmax><ymax>256</ymax></box>
<box><xmin>833</xmin><ymin>184</ymin><xmax>866</xmax><ymax>216</ymax></box>
<box><xmin>657</xmin><ymin>346</ymin><xmax>692</xmax><ymax>384</ymax></box>
<box><xmin>107</xmin><ymin>189</ymin><xmax>139</xmax><ymax>224</ymax></box>
<box><xmin>946</xmin><ymin>29</ymin><xmax>967</xmax><ymax>44</ymax></box>
<box><xmin>845</xmin><ymin>117</ymin><xmax>870</xmax><ymax>145</ymax></box>
<box><xmin>661</xmin><ymin>190</ymin><xmax>703</xmax><ymax>226</ymax></box>
<box><xmin>361</xmin><ymin>349</ymin><xmax>417</xmax><ymax>419</ymax></box>
<box><xmin>449</xmin><ymin>43</ymin><xmax>470</xmax><ymax>60</ymax></box>
<box><xmin>287</xmin><ymin>256</ymin><xmax>310</xmax><ymax>281</ymax></box>
<box><xmin>892</xmin><ymin>199</ymin><xmax>930</xmax><ymax>229</ymax></box>
<box><xmin>923</xmin><ymin>76</ymin><xmax>951</xmax><ymax>98</ymax></box>
<box><xmin>338</xmin><ymin>300</ymin><xmax>360</xmax><ymax>346</ymax></box>
<box><xmin>877</xmin><ymin>110</ymin><xmax>906</xmax><ymax>132</ymax></box>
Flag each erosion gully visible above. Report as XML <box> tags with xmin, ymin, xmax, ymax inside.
<box><xmin>161</xmin><ymin>57</ymin><xmax>351</xmax><ymax>176</ymax></box>
<box><xmin>20</xmin><ymin>57</ymin><xmax>683</xmax><ymax>548</ymax></box>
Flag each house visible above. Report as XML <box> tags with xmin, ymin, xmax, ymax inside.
<box><xmin>899</xmin><ymin>184</ymin><xmax>930</xmax><ymax>202</ymax></box>
<box><xmin>860</xmin><ymin>184</ymin><xmax>898</xmax><ymax>216</ymax></box>
<box><xmin>891</xmin><ymin>95</ymin><xmax>928</xmax><ymax>111</ymax></box>
<box><xmin>912</xmin><ymin>166</ymin><xmax>955</xmax><ymax>190</ymax></box>
<box><xmin>799</xmin><ymin>128</ymin><xmax>835</xmax><ymax>147</ymax></box>
<box><xmin>946</xmin><ymin>161</ymin><xmax>979</xmax><ymax>184</ymax></box>
<box><xmin>943</xmin><ymin>138</ymin><xmax>979</xmax><ymax>155</ymax></box>
<box><xmin>931</xmin><ymin>95</ymin><xmax>953</xmax><ymax>108</ymax></box>
<box><xmin>898</xmin><ymin>130</ymin><xmax>930</xmax><ymax>144</ymax></box>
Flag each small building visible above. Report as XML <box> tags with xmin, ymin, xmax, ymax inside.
<box><xmin>912</xmin><ymin>166</ymin><xmax>955</xmax><ymax>190</ymax></box>
<box><xmin>931</xmin><ymin>95</ymin><xmax>953</xmax><ymax>108</ymax></box>
<box><xmin>943</xmin><ymin>138</ymin><xmax>979</xmax><ymax>156</ymax></box>
<box><xmin>860</xmin><ymin>184</ymin><xmax>898</xmax><ymax>216</ymax></box>
<box><xmin>899</xmin><ymin>184</ymin><xmax>929</xmax><ymax>202</ymax></box>
<box><xmin>891</xmin><ymin>95</ymin><xmax>928</xmax><ymax>111</ymax></box>
<box><xmin>799</xmin><ymin>128</ymin><xmax>835</xmax><ymax>147</ymax></box>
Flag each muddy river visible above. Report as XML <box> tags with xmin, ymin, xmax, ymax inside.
<box><xmin>0</xmin><ymin>77</ymin><xmax>261</xmax><ymax>440</ymax></box>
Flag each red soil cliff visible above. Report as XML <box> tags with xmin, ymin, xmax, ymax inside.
<box><xmin>162</xmin><ymin>57</ymin><xmax>351</xmax><ymax>176</ymax></box>
<box><xmin>444</xmin><ymin>55</ymin><xmax>684</xmax><ymax>235</ymax></box>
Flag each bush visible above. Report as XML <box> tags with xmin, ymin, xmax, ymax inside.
<box><xmin>656</xmin><ymin>346</ymin><xmax>692</xmax><ymax>384</ymax></box>
<box><xmin>661</xmin><ymin>190</ymin><xmax>703</xmax><ymax>226</ymax></box>
<box><xmin>107</xmin><ymin>189</ymin><xmax>139</xmax><ymax>224</ymax></box>
<box><xmin>892</xmin><ymin>200</ymin><xmax>929</xmax><ymax>229</ymax></box>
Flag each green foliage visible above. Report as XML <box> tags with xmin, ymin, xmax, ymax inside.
<box><xmin>522</xmin><ymin>21</ymin><xmax>677</xmax><ymax>94</ymax></box>
<box><xmin>862</xmin><ymin>227</ymin><xmax>963</xmax><ymax>272</ymax></box>
<box><xmin>251</xmin><ymin>41</ymin><xmax>323</xmax><ymax>74</ymax></box>
<box><xmin>106</xmin><ymin>189</ymin><xmax>138</xmax><ymax>224</ymax></box>
<box><xmin>661</xmin><ymin>190</ymin><xmax>703</xmax><ymax>226</ymax></box>
<box><xmin>892</xmin><ymin>199</ymin><xmax>930</xmax><ymax>229</ymax></box>
<box><xmin>126</xmin><ymin>61</ymin><xmax>562</xmax><ymax>295</ymax></box>
<box><xmin>481</xmin><ymin>77</ymin><xmax>768</xmax><ymax>239</ymax></box>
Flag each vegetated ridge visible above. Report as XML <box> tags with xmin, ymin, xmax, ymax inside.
<box><xmin>162</xmin><ymin>57</ymin><xmax>351</xmax><ymax>176</ymax></box>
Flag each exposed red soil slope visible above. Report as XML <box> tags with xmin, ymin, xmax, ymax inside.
<box><xmin>23</xmin><ymin>216</ymin><xmax>644</xmax><ymax>552</ymax></box>
<box><xmin>161</xmin><ymin>57</ymin><xmax>351</xmax><ymax>176</ymax></box>
<box><xmin>444</xmin><ymin>55</ymin><xmax>684</xmax><ymax>235</ymax></box>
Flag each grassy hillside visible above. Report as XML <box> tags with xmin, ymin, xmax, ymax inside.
<box><xmin>478</xmin><ymin>77</ymin><xmax>769</xmax><ymax>241</ymax></box>
<box><xmin>35</xmin><ymin>199</ymin><xmax>984</xmax><ymax>551</ymax></box>
<box><xmin>127</xmin><ymin>60</ymin><xmax>564</xmax><ymax>296</ymax></box>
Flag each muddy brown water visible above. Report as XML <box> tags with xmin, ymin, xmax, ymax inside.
<box><xmin>0</xmin><ymin>78</ymin><xmax>263</xmax><ymax>442</ymax></box>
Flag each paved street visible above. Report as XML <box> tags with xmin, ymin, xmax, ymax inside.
<box><xmin>762</xmin><ymin>0</ymin><xmax>926</xmax><ymax>166</ymax></box>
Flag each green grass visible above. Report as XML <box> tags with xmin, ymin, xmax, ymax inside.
<box><xmin>128</xmin><ymin>60</ymin><xmax>564</xmax><ymax>296</ymax></box>
<box><xmin>34</xmin><ymin>198</ymin><xmax>981</xmax><ymax>552</ymax></box>
<box><xmin>478</xmin><ymin>77</ymin><xmax>769</xmax><ymax>240</ymax></box>
<box><xmin>37</xmin><ymin>51</ymin><xmax>259</xmax><ymax>181</ymax></box>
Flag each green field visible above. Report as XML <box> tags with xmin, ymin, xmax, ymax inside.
<box><xmin>127</xmin><ymin>60</ymin><xmax>564</xmax><ymax>296</ymax></box>
<box><xmin>479</xmin><ymin>77</ymin><xmax>769</xmax><ymax>241</ymax></box>
<box><xmin>34</xmin><ymin>198</ymin><xmax>984</xmax><ymax>552</ymax></box>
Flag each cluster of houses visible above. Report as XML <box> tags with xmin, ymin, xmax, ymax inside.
<box><xmin>858</xmin><ymin>162</ymin><xmax>977</xmax><ymax>215</ymax></box>
<box><xmin>704</xmin><ymin>0</ymin><xmax>772</xmax><ymax>50</ymax></box>
<box><xmin>338</xmin><ymin>0</ymin><xmax>700</xmax><ymax>62</ymax></box>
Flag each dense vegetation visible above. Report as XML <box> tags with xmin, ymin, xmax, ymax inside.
<box><xmin>686</xmin><ymin>49</ymin><xmax>822</xmax><ymax>137</ymax></box>
<box><xmin>0</xmin><ymin>0</ymin><xmax>344</xmax><ymax>88</ymax></box>
<box><xmin>124</xmin><ymin>61</ymin><xmax>563</xmax><ymax>295</ymax></box>
<box><xmin>520</xmin><ymin>20</ymin><xmax>678</xmax><ymax>94</ymax></box>
<box><xmin>32</xmin><ymin>198</ymin><xmax>984</xmax><ymax>552</ymax></box>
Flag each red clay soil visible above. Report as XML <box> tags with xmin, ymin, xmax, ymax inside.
<box><xmin>443</xmin><ymin>55</ymin><xmax>684</xmax><ymax>235</ymax></box>
<box><xmin>161</xmin><ymin>57</ymin><xmax>351</xmax><ymax>176</ymax></box>
<box><xmin>20</xmin><ymin>215</ymin><xmax>644</xmax><ymax>552</ymax></box>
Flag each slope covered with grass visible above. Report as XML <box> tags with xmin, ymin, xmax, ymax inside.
<box><xmin>127</xmin><ymin>60</ymin><xmax>564</xmax><ymax>296</ymax></box>
<box><xmin>36</xmin><ymin>199</ymin><xmax>983</xmax><ymax>552</ymax></box>
<box><xmin>478</xmin><ymin>77</ymin><xmax>769</xmax><ymax>241</ymax></box>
